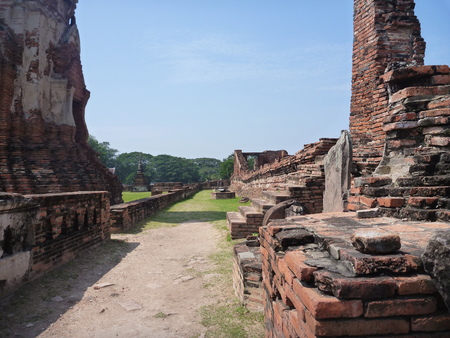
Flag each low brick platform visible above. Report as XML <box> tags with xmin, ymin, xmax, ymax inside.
<box><xmin>261</xmin><ymin>212</ymin><xmax>450</xmax><ymax>337</ymax></box>
<box><xmin>210</xmin><ymin>191</ymin><xmax>235</xmax><ymax>199</ymax></box>
<box><xmin>233</xmin><ymin>241</ymin><xmax>263</xmax><ymax>312</ymax></box>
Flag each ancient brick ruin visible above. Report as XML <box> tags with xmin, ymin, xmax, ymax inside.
<box><xmin>0</xmin><ymin>0</ymin><xmax>125</xmax><ymax>296</ymax></box>
<box><xmin>350</xmin><ymin>0</ymin><xmax>425</xmax><ymax>175</ymax></box>
<box><xmin>0</xmin><ymin>0</ymin><xmax>122</xmax><ymax>203</ymax></box>
<box><xmin>131</xmin><ymin>161</ymin><xmax>150</xmax><ymax>192</ymax></box>
<box><xmin>230</xmin><ymin>0</ymin><xmax>450</xmax><ymax>336</ymax></box>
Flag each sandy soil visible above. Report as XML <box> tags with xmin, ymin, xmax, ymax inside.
<box><xmin>0</xmin><ymin>221</ymin><xmax>224</xmax><ymax>337</ymax></box>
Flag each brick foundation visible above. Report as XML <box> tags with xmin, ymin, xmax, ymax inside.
<box><xmin>260</xmin><ymin>213</ymin><xmax>450</xmax><ymax>337</ymax></box>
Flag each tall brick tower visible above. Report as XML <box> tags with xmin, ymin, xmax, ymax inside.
<box><xmin>0</xmin><ymin>0</ymin><xmax>123</xmax><ymax>203</ymax></box>
<box><xmin>350</xmin><ymin>0</ymin><xmax>425</xmax><ymax>175</ymax></box>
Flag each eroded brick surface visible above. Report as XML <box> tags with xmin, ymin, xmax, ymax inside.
<box><xmin>0</xmin><ymin>0</ymin><xmax>122</xmax><ymax>203</ymax></box>
<box><xmin>261</xmin><ymin>214</ymin><xmax>450</xmax><ymax>337</ymax></box>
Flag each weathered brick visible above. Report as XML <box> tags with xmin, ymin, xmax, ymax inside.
<box><xmin>305</xmin><ymin>310</ymin><xmax>410</xmax><ymax>336</ymax></box>
<box><xmin>395</xmin><ymin>275</ymin><xmax>438</xmax><ymax>295</ymax></box>
<box><xmin>284</xmin><ymin>250</ymin><xmax>318</xmax><ymax>283</ymax></box>
<box><xmin>314</xmin><ymin>270</ymin><xmax>396</xmax><ymax>299</ymax></box>
<box><xmin>365</xmin><ymin>296</ymin><xmax>437</xmax><ymax>318</ymax></box>
<box><xmin>292</xmin><ymin>279</ymin><xmax>363</xmax><ymax>319</ymax></box>
<box><xmin>411</xmin><ymin>314</ymin><xmax>450</xmax><ymax>332</ymax></box>
<box><xmin>377</xmin><ymin>197</ymin><xmax>405</xmax><ymax>208</ymax></box>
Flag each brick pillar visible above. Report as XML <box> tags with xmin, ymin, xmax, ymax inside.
<box><xmin>350</xmin><ymin>0</ymin><xmax>425</xmax><ymax>175</ymax></box>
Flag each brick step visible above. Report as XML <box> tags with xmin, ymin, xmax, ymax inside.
<box><xmin>227</xmin><ymin>211</ymin><xmax>246</xmax><ymax>229</ymax></box>
<box><xmin>238</xmin><ymin>206</ymin><xmax>264</xmax><ymax>219</ymax></box>
<box><xmin>251</xmin><ymin>199</ymin><xmax>274</xmax><ymax>213</ymax></box>
<box><xmin>227</xmin><ymin>211</ymin><xmax>262</xmax><ymax>240</ymax></box>
<box><xmin>262</xmin><ymin>191</ymin><xmax>292</xmax><ymax>205</ymax></box>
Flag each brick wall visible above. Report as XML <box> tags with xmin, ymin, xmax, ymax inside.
<box><xmin>230</xmin><ymin>139</ymin><xmax>337</xmax><ymax>212</ymax></box>
<box><xmin>348</xmin><ymin>65</ymin><xmax>450</xmax><ymax>221</ymax></box>
<box><xmin>0</xmin><ymin>0</ymin><xmax>123</xmax><ymax>204</ymax></box>
<box><xmin>0</xmin><ymin>191</ymin><xmax>110</xmax><ymax>296</ymax></box>
<box><xmin>350</xmin><ymin>0</ymin><xmax>425</xmax><ymax>175</ymax></box>
<box><xmin>110</xmin><ymin>186</ymin><xmax>200</xmax><ymax>232</ymax></box>
<box><xmin>260</xmin><ymin>214</ymin><xmax>450</xmax><ymax>337</ymax></box>
<box><xmin>28</xmin><ymin>192</ymin><xmax>110</xmax><ymax>278</ymax></box>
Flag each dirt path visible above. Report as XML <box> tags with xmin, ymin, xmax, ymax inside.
<box><xmin>0</xmin><ymin>221</ymin><xmax>224</xmax><ymax>337</ymax></box>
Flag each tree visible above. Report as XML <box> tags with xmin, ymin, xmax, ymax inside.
<box><xmin>193</xmin><ymin>158</ymin><xmax>221</xmax><ymax>181</ymax></box>
<box><xmin>152</xmin><ymin>155</ymin><xmax>200</xmax><ymax>183</ymax></box>
<box><xmin>88</xmin><ymin>135</ymin><xmax>118</xmax><ymax>168</ymax></box>
<box><xmin>115</xmin><ymin>152</ymin><xmax>154</xmax><ymax>184</ymax></box>
<box><xmin>219</xmin><ymin>154</ymin><xmax>234</xmax><ymax>179</ymax></box>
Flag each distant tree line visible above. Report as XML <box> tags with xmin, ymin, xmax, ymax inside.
<box><xmin>88</xmin><ymin>135</ymin><xmax>234</xmax><ymax>184</ymax></box>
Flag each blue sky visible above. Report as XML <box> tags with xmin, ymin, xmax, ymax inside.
<box><xmin>76</xmin><ymin>1</ymin><xmax>450</xmax><ymax>160</ymax></box>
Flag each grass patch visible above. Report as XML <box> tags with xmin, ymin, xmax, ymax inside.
<box><xmin>122</xmin><ymin>191</ymin><xmax>151</xmax><ymax>203</ymax></box>
<box><xmin>154</xmin><ymin>311</ymin><xmax>168</xmax><ymax>319</ymax></box>
<box><xmin>135</xmin><ymin>190</ymin><xmax>249</xmax><ymax>231</ymax></box>
<box><xmin>200</xmin><ymin>303</ymin><xmax>264</xmax><ymax>338</ymax></box>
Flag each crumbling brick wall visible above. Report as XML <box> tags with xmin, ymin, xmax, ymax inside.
<box><xmin>230</xmin><ymin>139</ymin><xmax>337</xmax><ymax>212</ymax></box>
<box><xmin>0</xmin><ymin>191</ymin><xmax>110</xmax><ymax>297</ymax></box>
<box><xmin>0</xmin><ymin>0</ymin><xmax>122</xmax><ymax>204</ymax></box>
<box><xmin>260</xmin><ymin>215</ymin><xmax>450</xmax><ymax>337</ymax></box>
<box><xmin>349</xmin><ymin>65</ymin><xmax>450</xmax><ymax>221</ymax></box>
<box><xmin>350</xmin><ymin>0</ymin><xmax>425</xmax><ymax>175</ymax></box>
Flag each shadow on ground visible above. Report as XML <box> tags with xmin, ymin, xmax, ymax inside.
<box><xmin>0</xmin><ymin>239</ymin><xmax>139</xmax><ymax>338</ymax></box>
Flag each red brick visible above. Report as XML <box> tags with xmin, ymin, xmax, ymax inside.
<box><xmin>429</xmin><ymin>97</ymin><xmax>450</xmax><ymax>109</ymax></box>
<box><xmin>408</xmin><ymin>197</ymin><xmax>439</xmax><ymax>208</ymax></box>
<box><xmin>284</xmin><ymin>250</ymin><xmax>318</xmax><ymax>283</ymax></box>
<box><xmin>365</xmin><ymin>296</ymin><xmax>437</xmax><ymax>318</ymax></box>
<box><xmin>289</xmin><ymin>310</ymin><xmax>315</xmax><ymax>338</ymax></box>
<box><xmin>377</xmin><ymin>197</ymin><xmax>405</xmax><ymax>208</ymax></box>
<box><xmin>359</xmin><ymin>195</ymin><xmax>377</xmax><ymax>208</ymax></box>
<box><xmin>273</xmin><ymin>300</ymin><xmax>289</xmax><ymax>331</ymax></box>
<box><xmin>292</xmin><ymin>279</ymin><xmax>363</xmax><ymax>319</ymax></box>
<box><xmin>395</xmin><ymin>275</ymin><xmax>438</xmax><ymax>295</ymax></box>
<box><xmin>314</xmin><ymin>270</ymin><xmax>396</xmax><ymax>299</ymax></box>
<box><xmin>419</xmin><ymin>108</ymin><xmax>450</xmax><ymax>118</ymax></box>
<box><xmin>285</xmin><ymin>286</ymin><xmax>305</xmax><ymax>319</ymax></box>
<box><xmin>429</xmin><ymin>136</ymin><xmax>450</xmax><ymax>147</ymax></box>
<box><xmin>278</xmin><ymin>257</ymin><xmax>295</xmax><ymax>286</ymax></box>
<box><xmin>305</xmin><ymin>309</ymin><xmax>410</xmax><ymax>336</ymax></box>
<box><xmin>391</xmin><ymin>87</ymin><xmax>450</xmax><ymax>103</ymax></box>
<box><xmin>412</xmin><ymin>314</ymin><xmax>450</xmax><ymax>332</ymax></box>
<box><xmin>384</xmin><ymin>121</ymin><xmax>419</xmax><ymax>131</ymax></box>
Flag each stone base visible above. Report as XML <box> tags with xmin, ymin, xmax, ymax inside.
<box><xmin>211</xmin><ymin>191</ymin><xmax>235</xmax><ymax>199</ymax></box>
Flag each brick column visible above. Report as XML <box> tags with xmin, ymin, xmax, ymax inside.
<box><xmin>350</xmin><ymin>0</ymin><xmax>425</xmax><ymax>175</ymax></box>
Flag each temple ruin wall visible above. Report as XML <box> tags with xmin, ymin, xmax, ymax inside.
<box><xmin>0</xmin><ymin>191</ymin><xmax>110</xmax><ymax>297</ymax></box>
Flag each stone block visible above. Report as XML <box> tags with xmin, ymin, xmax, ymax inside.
<box><xmin>422</xmin><ymin>230</ymin><xmax>450</xmax><ymax>311</ymax></box>
<box><xmin>351</xmin><ymin>229</ymin><xmax>401</xmax><ymax>254</ymax></box>
<box><xmin>323</xmin><ymin>130</ymin><xmax>352</xmax><ymax>213</ymax></box>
